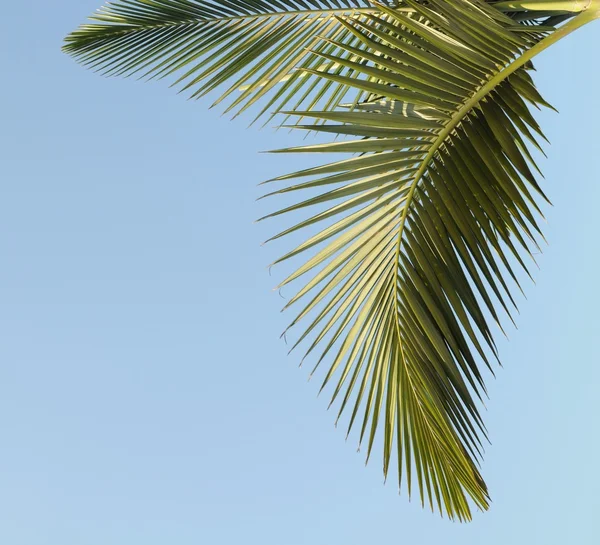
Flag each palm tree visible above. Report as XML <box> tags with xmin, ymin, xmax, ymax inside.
<box><xmin>63</xmin><ymin>0</ymin><xmax>599</xmax><ymax>521</ymax></box>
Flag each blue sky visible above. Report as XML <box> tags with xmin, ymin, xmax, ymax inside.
<box><xmin>1</xmin><ymin>2</ymin><xmax>599</xmax><ymax>544</ymax></box>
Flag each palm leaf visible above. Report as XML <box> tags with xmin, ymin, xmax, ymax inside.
<box><xmin>259</xmin><ymin>0</ymin><xmax>558</xmax><ymax>520</ymax></box>
<box><xmin>63</xmin><ymin>0</ymin><xmax>420</xmax><ymax>122</ymax></box>
<box><xmin>62</xmin><ymin>0</ymin><xmax>568</xmax><ymax>124</ymax></box>
<box><xmin>63</xmin><ymin>0</ymin><xmax>600</xmax><ymax>522</ymax></box>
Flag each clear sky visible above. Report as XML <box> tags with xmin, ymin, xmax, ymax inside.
<box><xmin>1</xmin><ymin>2</ymin><xmax>599</xmax><ymax>544</ymax></box>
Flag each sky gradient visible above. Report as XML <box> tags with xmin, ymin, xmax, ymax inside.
<box><xmin>1</xmin><ymin>2</ymin><xmax>599</xmax><ymax>544</ymax></box>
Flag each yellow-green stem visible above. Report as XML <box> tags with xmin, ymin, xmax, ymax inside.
<box><xmin>392</xmin><ymin>4</ymin><xmax>599</xmax><ymax>330</ymax></box>
<box><xmin>494</xmin><ymin>0</ymin><xmax>587</xmax><ymax>11</ymax></box>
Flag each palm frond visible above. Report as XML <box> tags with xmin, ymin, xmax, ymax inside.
<box><xmin>63</xmin><ymin>0</ymin><xmax>600</xmax><ymax>522</ymax></box>
<box><xmin>63</xmin><ymin>0</ymin><xmax>420</xmax><ymax>122</ymax></box>
<box><xmin>260</xmin><ymin>0</ymin><xmax>556</xmax><ymax>520</ymax></box>
<box><xmin>62</xmin><ymin>0</ymin><xmax>570</xmax><ymax>123</ymax></box>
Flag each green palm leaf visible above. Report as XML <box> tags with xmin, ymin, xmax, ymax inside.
<box><xmin>63</xmin><ymin>0</ymin><xmax>420</xmax><ymax>122</ymax></box>
<box><xmin>64</xmin><ymin>0</ymin><xmax>600</xmax><ymax>522</ymax></box>
<box><xmin>62</xmin><ymin>0</ymin><xmax>562</xmax><ymax>123</ymax></box>
<box><xmin>259</xmin><ymin>0</ymin><xmax>557</xmax><ymax>520</ymax></box>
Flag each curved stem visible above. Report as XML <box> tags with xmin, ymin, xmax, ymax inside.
<box><xmin>66</xmin><ymin>1</ymin><xmax>599</xmax><ymax>43</ymax></box>
<box><xmin>392</xmin><ymin>5</ymin><xmax>599</xmax><ymax>328</ymax></box>
<box><xmin>494</xmin><ymin>0</ymin><xmax>593</xmax><ymax>12</ymax></box>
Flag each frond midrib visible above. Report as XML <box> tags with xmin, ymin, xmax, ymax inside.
<box><xmin>63</xmin><ymin>6</ymin><xmax>400</xmax><ymax>46</ymax></box>
<box><xmin>391</xmin><ymin>12</ymin><xmax>590</xmax><ymax>333</ymax></box>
